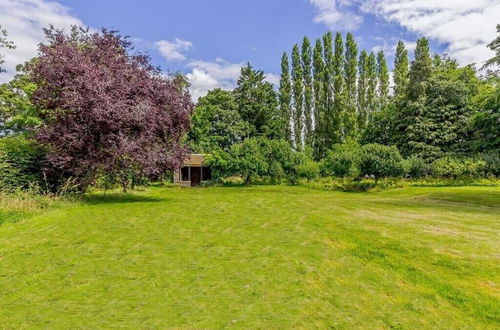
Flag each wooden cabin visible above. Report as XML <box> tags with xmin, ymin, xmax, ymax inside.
<box><xmin>173</xmin><ymin>154</ymin><xmax>212</xmax><ymax>187</ymax></box>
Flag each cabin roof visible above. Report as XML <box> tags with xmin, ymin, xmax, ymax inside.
<box><xmin>183</xmin><ymin>154</ymin><xmax>206</xmax><ymax>166</ymax></box>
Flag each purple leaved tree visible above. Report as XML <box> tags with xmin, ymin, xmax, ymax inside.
<box><xmin>29</xmin><ymin>27</ymin><xmax>193</xmax><ymax>192</ymax></box>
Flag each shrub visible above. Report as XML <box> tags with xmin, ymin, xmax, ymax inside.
<box><xmin>358</xmin><ymin>144</ymin><xmax>404</xmax><ymax>181</ymax></box>
<box><xmin>321</xmin><ymin>140</ymin><xmax>360</xmax><ymax>179</ymax></box>
<box><xmin>230</xmin><ymin>138</ymin><xmax>269</xmax><ymax>184</ymax></box>
<box><xmin>431</xmin><ymin>157</ymin><xmax>486</xmax><ymax>178</ymax></box>
<box><xmin>295</xmin><ymin>160</ymin><xmax>320</xmax><ymax>182</ymax></box>
<box><xmin>204</xmin><ymin>149</ymin><xmax>235</xmax><ymax>182</ymax></box>
<box><xmin>479</xmin><ymin>152</ymin><xmax>500</xmax><ymax>177</ymax></box>
<box><xmin>403</xmin><ymin>156</ymin><xmax>430</xmax><ymax>178</ymax></box>
<box><xmin>0</xmin><ymin>136</ymin><xmax>45</xmax><ymax>192</ymax></box>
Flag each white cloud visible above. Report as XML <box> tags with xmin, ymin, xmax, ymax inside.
<box><xmin>0</xmin><ymin>0</ymin><xmax>85</xmax><ymax>83</ymax></box>
<box><xmin>309</xmin><ymin>0</ymin><xmax>363</xmax><ymax>30</ymax></box>
<box><xmin>372</xmin><ymin>39</ymin><xmax>416</xmax><ymax>57</ymax></box>
<box><xmin>359</xmin><ymin>0</ymin><xmax>499</xmax><ymax>65</ymax></box>
<box><xmin>155</xmin><ymin>38</ymin><xmax>193</xmax><ymax>61</ymax></box>
<box><xmin>185</xmin><ymin>58</ymin><xmax>279</xmax><ymax>101</ymax></box>
<box><xmin>186</xmin><ymin>58</ymin><xmax>242</xmax><ymax>100</ymax></box>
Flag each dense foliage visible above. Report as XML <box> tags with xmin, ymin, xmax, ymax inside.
<box><xmin>279</xmin><ymin>28</ymin><xmax>500</xmax><ymax>164</ymax></box>
<box><xmin>0</xmin><ymin>24</ymin><xmax>499</xmax><ymax>193</ymax></box>
<box><xmin>0</xmin><ymin>136</ymin><xmax>45</xmax><ymax>191</ymax></box>
<box><xmin>188</xmin><ymin>89</ymin><xmax>249</xmax><ymax>152</ymax></box>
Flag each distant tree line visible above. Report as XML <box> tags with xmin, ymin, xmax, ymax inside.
<box><xmin>279</xmin><ymin>31</ymin><xmax>499</xmax><ymax>161</ymax></box>
<box><xmin>1</xmin><ymin>24</ymin><xmax>499</xmax><ymax>192</ymax></box>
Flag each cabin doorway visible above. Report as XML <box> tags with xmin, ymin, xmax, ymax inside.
<box><xmin>190</xmin><ymin>167</ymin><xmax>202</xmax><ymax>186</ymax></box>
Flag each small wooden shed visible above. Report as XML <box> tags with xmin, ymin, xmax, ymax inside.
<box><xmin>173</xmin><ymin>154</ymin><xmax>212</xmax><ymax>187</ymax></box>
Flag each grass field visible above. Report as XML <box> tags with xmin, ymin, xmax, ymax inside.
<box><xmin>0</xmin><ymin>185</ymin><xmax>499</xmax><ymax>328</ymax></box>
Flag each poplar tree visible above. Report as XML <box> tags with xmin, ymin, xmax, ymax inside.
<box><xmin>291</xmin><ymin>44</ymin><xmax>303</xmax><ymax>150</ymax></box>
<box><xmin>377</xmin><ymin>50</ymin><xmax>389</xmax><ymax>110</ymax></box>
<box><xmin>393</xmin><ymin>40</ymin><xmax>409</xmax><ymax>98</ymax></box>
<box><xmin>366</xmin><ymin>52</ymin><xmax>377</xmax><ymax>123</ymax></box>
<box><xmin>344</xmin><ymin>33</ymin><xmax>358</xmax><ymax>139</ymax></box>
<box><xmin>322</xmin><ymin>32</ymin><xmax>335</xmax><ymax>147</ymax></box>
<box><xmin>408</xmin><ymin>37</ymin><xmax>432</xmax><ymax>100</ymax></box>
<box><xmin>332</xmin><ymin>32</ymin><xmax>344</xmax><ymax>143</ymax></box>
<box><xmin>313</xmin><ymin>39</ymin><xmax>325</xmax><ymax>158</ymax></box>
<box><xmin>279</xmin><ymin>52</ymin><xmax>292</xmax><ymax>144</ymax></box>
<box><xmin>301</xmin><ymin>37</ymin><xmax>313</xmax><ymax>147</ymax></box>
<box><xmin>357</xmin><ymin>50</ymin><xmax>368</xmax><ymax>131</ymax></box>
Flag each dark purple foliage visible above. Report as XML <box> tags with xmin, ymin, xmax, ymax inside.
<box><xmin>28</xmin><ymin>27</ymin><xmax>193</xmax><ymax>190</ymax></box>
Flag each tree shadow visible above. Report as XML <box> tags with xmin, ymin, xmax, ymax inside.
<box><xmin>83</xmin><ymin>193</ymin><xmax>166</xmax><ymax>205</ymax></box>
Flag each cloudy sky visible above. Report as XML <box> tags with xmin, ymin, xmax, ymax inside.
<box><xmin>0</xmin><ymin>0</ymin><xmax>498</xmax><ymax>99</ymax></box>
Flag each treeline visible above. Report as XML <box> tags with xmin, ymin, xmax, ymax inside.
<box><xmin>1</xmin><ymin>24</ymin><xmax>499</xmax><ymax>193</ymax></box>
<box><xmin>279</xmin><ymin>31</ymin><xmax>499</xmax><ymax>160</ymax></box>
<box><xmin>189</xmin><ymin>27</ymin><xmax>499</xmax><ymax>185</ymax></box>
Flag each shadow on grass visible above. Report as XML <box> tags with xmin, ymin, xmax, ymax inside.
<box><xmin>83</xmin><ymin>193</ymin><xmax>166</xmax><ymax>205</ymax></box>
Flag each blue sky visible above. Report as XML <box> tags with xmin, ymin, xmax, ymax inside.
<box><xmin>0</xmin><ymin>0</ymin><xmax>498</xmax><ymax>98</ymax></box>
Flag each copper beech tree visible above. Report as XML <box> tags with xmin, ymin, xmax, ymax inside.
<box><xmin>28</xmin><ymin>27</ymin><xmax>193</xmax><ymax>191</ymax></box>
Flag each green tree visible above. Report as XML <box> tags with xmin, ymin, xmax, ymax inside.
<box><xmin>188</xmin><ymin>89</ymin><xmax>249</xmax><ymax>152</ymax></box>
<box><xmin>279</xmin><ymin>52</ymin><xmax>292</xmax><ymax>145</ymax></box>
<box><xmin>313</xmin><ymin>39</ymin><xmax>325</xmax><ymax>159</ymax></box>
<box><xmin>395</xmin><ymin>56</ymin><xmax>478</xmax><ymax>158</ymax></box>
<box><xmin>0</xmin><ymin>25</ymin><xmax>15</xmax><ymax>73</ymax></box>
<box><xmin>471</xmin><ymin>76</ymin><xmax>499</xmax><ymax>152</ymax></box>
<box><xmin>234</xmin><ymin>63</ymin><xmax>280</xmax><ymax>139</ymax></box>
<box><xmin>377</xmin><ymin>50</ymin><xmax>389</xmax><ymax>110</ymax></box>
<box><xmin>482</xmin><ymin>24</ymin><xmax>500</xmax><ymax>70</ymax></box>
<box><xmin>302</xmin><ymin>37</ymin><xmax>313</xmax><ymax>147</ymax></box>
<box><xmin>343</xmin><ymin>33</ymin><xmax>358</xmax><ymax>139</ymax></box>
<box><xmin>408</xmin><ymin>37</ymin><xmax>432</xmax><ymax>100</ymax></box>
<box><xmin>393</xmin><ymin>40</ymin><xmax>409</xmax><ymax>98</ymax></box>
<box><xmin>357</xmin><ymin>50</ymin><xmax>369</xmax><ymax>132</ymax></box>
<box><xmin>322</xmin><ymin>139</ymin><xmax>360</xmax><ymax>179</ymax></box>
<box><xmin>366</xmin><ymin>52</ymin><xmax>377</xmax><ymax>123</ymax></box>
<box><xmin>322</xmin><ymin>32</ymin><xmax>336</xmax><ymax>149</ymax></box>
<box><xmin>359</xmin><ymin>144</ymin><xmax>404</xmax><ymax>182</ymax></box>
<box><xmin>0</xmin><ymin>67</ymin><xmax>41</xmax><ymax>135</ymax></box>
<box><xmin>291</xmin><ymin>44</ymin><xmax>304</xmax><ymax>149</ymax></box>
<box><xmin>332</xmin><ymin>32</ymin><xmax>344</xmax><ymax>143</ymax></box>
<box><xmin>230</xmin><ymin>137</ymin><xmax>269</xmax><ymax>184</ymax></box>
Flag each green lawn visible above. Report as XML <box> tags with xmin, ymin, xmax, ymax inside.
<box><xmin>0</xmin><ymin>185</ymin><xmax>499</xmax><ymax>328</ymax></box>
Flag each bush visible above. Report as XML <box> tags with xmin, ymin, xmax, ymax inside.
<box><xmin>403</xmin><ymin>156</ymin><xmax>430</xmax><ymax>178</ymax></box>
<box><xmin>431</xmin><ymin>157</ymin><xmax>486</xmax><ymax>178</ymax></box>
<box><xmin>358</xmin><ymin>144</ymin><xmax>404</xmax><ymax>181</ymax></box>
<box><xmin>295</xmin><ymin>160</ymin><xmax>320</xmax><ymax>182</ymax></box>
<box><xmin>0</xmin><ymin>136</ymin><xmax>46</xmax><ymax>192</ymax></box>
<box><xmin>479</xmin><ymin>152</ymin><xmax>500</xmax><ymax>177</ymax></box>
<box><xmin>321</xmin><ymin>140</ymin><xmax>360</xmax><ymax>179</ymax></box>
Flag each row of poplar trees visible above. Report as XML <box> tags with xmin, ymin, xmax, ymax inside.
<box><xmin>279</xmin><ymin>31</ymin><xmax>408</xmax><ymax>159</ymax></box>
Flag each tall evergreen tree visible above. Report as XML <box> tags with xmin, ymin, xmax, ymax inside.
<box><xmin>366</xmin><ymin>52</ymin><xmax>377</xmax><ymax>123</ymax></box>
<box><xmin>357</xmin><ymin>50</ymin><xmax>369</xmax><ymax>132</ymax></box>
<box><xmin>322</xmin><ymin>32</ymin><xmax>336</xmax><ymax>148</ymax></box>
<box><xmin>291</xmin><ymin>44</ymin><xmax>304</xmax><ymax>150</ymax></box>
<box><xmin>279</xmin><ymin>52</ymin><xmax>292</xmax><ymax>145</ymax></box>
<box><xmin>234</xmin><ymin>63</ymin><xmax>280</xmax><ymax>138</ymax></box>
<box><xmin>408</xmin><ymin>37</ymin><xmax>432</xmax><ymax>100</ymax></box>
<box><xmin>301</xmin><ymin>37</ymin><xmax>313</xmax><ymax>147</ymax></box>
<box><xmin>377</xmin><ymin>50</ymin><xmax>390</xmax><ymax>110</ymax></box>
<box><xmin>482</xmin><ymin>24</ymin><xmax>500</xmax><ymax>69</ymax></box>
<box><xmin>393</xmin><ymin>40</ymin><xmax>409</xmax><ymax>98</ymax></box>
<box><xmin>332</xmin><ymin>32</ymin><xmax>344</xmax><ymax>143</ymax></box>
<box><xmin>313</xmin><ymin>38</ymin><xmax>325</xmax><ymax>159</ymax></box>
<box><xmin>343</xmin><ymin>33</ymin><xmax>358</xmax><ymax>139</ymax></box>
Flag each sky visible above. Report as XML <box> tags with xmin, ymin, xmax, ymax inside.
<box><xmin>0</xmin><ymin>0</ymin><xmax>498</xmax><ymax>99</ymax></box>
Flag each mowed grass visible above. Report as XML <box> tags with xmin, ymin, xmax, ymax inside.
<box><xmin>0</xmin><ymin>186</ymin><xmax>499</xmax><ymax>328</ymax></box>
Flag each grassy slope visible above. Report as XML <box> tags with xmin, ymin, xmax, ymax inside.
<box><xmin>0</xmin><ymin>186</ymin><xmax>498</xmax><ymax>329</ymax></box>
